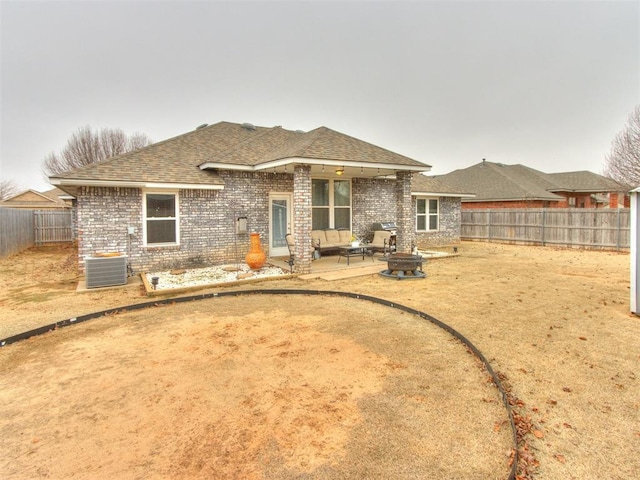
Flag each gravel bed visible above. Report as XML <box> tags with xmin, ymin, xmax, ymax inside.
<box><xmin>145</xmin><ymin>264</ymin><xmax>289</xmax><ymax>290</ymax></box>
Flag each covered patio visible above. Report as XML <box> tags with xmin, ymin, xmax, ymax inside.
<box><xmin>269</xmin><ymin>245</ymin><xmax>458</xmax><ymax>281</ymax></box>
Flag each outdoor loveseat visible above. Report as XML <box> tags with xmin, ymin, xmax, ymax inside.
<box><xmin>311</xmin><ymin>229</ymin><xmax>353</xmax><ymax>254</ymax></box>
<box><xmin>286</xmin><ymin>229</ymin><xmax>390</xmax><ymax>263</ymax></box>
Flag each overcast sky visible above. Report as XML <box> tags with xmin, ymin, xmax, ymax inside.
<box><xmin>1</xmin><ymin>0</ymin><xmax>638</xmax><ymax>193</ymax></box>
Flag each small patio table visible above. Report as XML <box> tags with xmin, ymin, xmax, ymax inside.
<box><xmin>337</xmin><ymin>245</ymin><xmax>369</xmax><ymax>265</ymax></box>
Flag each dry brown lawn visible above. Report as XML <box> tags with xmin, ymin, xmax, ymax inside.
<box><xmin>0</xmin><ymin>241</ymin><xmax>637</xmax><ymax>479</ymax></box>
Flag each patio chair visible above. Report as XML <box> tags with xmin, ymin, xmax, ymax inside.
<box><xmin>367</xmin><ymin>230</ymin><xmax>392</xmax><ymax>255</ymax></box>
<box><xmin>285</xmin><ymin>233</ymin><xmax>317</xmax><ymax>273</ymax></box>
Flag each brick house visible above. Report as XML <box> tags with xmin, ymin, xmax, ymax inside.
<box><xmin>50</xmin><ymin>121</ymin><xmax>467</xmax><ymax>274</ymax></box>
<box><xmin>430</xmin><ymin>160</ymin><xmax>630</xmax><ymax>209</ymax></box>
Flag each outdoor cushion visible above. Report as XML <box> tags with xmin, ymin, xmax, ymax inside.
<box><xmin>369</xmin><ymin>230</ymin><xmax>391</xmax><ymax>253</ymax></box>
<box><xmin>311</xmin><ymin>229</ymin><xmax>353</xmax><ymax>252</ymax></box>
<box><xmin>338</xmin><ymin>230</ymin><xmax>352</xmax><ymax>244</ymax></box>
<box><xmin>324</xmin><ymin>229</ymin><xmax>341</xmax><ymax>245</ymax></box>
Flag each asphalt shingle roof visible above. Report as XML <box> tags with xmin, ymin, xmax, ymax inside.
<box><xmin>411</xmin><ymin>174</ymin><xmax>474</xmax><ymax>196</ymax></box>
<box><xmin>430</xmin><ymin>161</ymin><xmax>627</xmax><ymax>202</ymax></box>
<box><xmin>546</xmin><ymin>171</ymin><xmax>627</xmax><ymax>192</ymax></box>
<box><xmin>51</xmin><ymin>122</ymin><xmax>427</xmax><ymax>187</ymax></box>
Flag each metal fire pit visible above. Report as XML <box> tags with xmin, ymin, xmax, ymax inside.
<box><xmin>379</xmin><ymin>253</ymin><xmax>426</xmax><ymax>280</ymax></box>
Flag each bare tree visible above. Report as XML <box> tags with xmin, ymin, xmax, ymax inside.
<box><xmin>0</xmin><ymin>179</ymin><xmax>22</xmax><ymax>201</ymax></box>
<box><xmin>43</xmin><ymin>126</ymin><xmax>152</xmax><ymax>176</ymax></box>
<box><xmin>603</xmin><ymin>105</ymin><xmax>640</xmax><ymax>188</ymax></box>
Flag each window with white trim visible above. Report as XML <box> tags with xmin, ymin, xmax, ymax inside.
<box><xmin>312</xmin><ymin>179</ymin><xmax>351</xmax><ymax>230</ymax></box>
<box><xmin>144</xmin><ymin>192</ymin><xmax>179</xmax><ymax>245</ymax></box>
<box><xmin>416</xmin><ymin>197</ymin><xmax>438</xmax><ymax>231</ymax></box>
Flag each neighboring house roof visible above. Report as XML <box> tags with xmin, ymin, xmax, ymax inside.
<box><xmin>41</xmin><ymin>187</ymin><xmax>74</xmax><ymax>202</ymax></box>
<box><xmin>0</xmin><ymin>188</ymin><xmax>70</xmax><ymax>209</ymax></box>
<box><xmin>51</xmin><ymin>121</ymin><xmax>430</xmax><ymax>195</ymax></box>
<box><xmin>431</xmin><ymin>161</ymin><xmax>627</xmax><ymax>203</ymax></box>
<box><xmin>411</xmin><ymin>174</ymin><xmax>476</xmax><ymax>198</ymax></box>
<box><xmin>545</xmin><ymin>171</ymin><xmax>627</xmax><ymax>193</ymax></box>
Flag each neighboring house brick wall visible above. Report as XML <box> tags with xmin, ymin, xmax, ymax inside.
<box><xmin>463</xmin><ymin>194</ymin><xmax>605</xmax><ymax>210</ymax></box>
<box><xmin>415</xmin><ymin>196</ymin><xmax>461</xmax><ymax>247</ymax></box>
<box><xmin>463</xmin><ymin>200</ymin><xmax>552</xmax><ymax>209</ymax></box>
<box><xmin>554</xmin><ymin>193</ymin><xmax>597</xmax><ymax>208</ymax></box>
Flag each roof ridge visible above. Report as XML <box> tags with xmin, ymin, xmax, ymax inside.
<box><xmin>284</xmin><ymin>126</ymin><xmax>327</xmax><ymax>158</ymax></box>
<box><xmin>208</xmin><ymin>124</ymin><xmax>277</xmax><ymax>163</ymax></box>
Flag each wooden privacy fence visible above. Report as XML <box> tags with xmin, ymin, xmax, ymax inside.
<box><xmin>34</xmin><ymin>210</ymin><xmax>74</xmax><ymax>244</ymax></box>
<box><xmin>1</xmin><ymin>209</ymin><xmax>74</xmax><ymax>257</ymax></box>
<box><xmin>461</xmin><ymin>208</ymin><xmax>630</xmax><ymax>250</ymax></box>
<box><xmin>0</xmin><ymin>208</ymin><xmax>35</xmax><ymax>257</ymax></box>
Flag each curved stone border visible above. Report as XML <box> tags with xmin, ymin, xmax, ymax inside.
<box><xmin>0</xmin><ymin>289</ymin><xmax>518</xmax><ymax>479</ymax></box>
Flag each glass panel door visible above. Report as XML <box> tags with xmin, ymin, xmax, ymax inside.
<box><xmin>269</xmin><ymin>194</ymin><xmax>292</xmax><ymax>257</ymax></box>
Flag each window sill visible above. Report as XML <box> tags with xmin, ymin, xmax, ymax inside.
<box><xmin>144</xmin><ymin>244</ymin><xmax>181</xmax><ymax>251</ymax></box>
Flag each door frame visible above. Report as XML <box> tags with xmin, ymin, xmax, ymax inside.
<box><xmin>268</xmin><ymin>192</ymin><xmax>293</xmax><ymax>257</ymax></box>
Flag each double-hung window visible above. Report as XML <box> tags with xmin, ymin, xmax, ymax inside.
<box><xmin>416</xmin><ymin>197</ymin><xmax>438</xmax><ymax>231</ymax></box>
<box><xmin>312</xmin><ymin>179</ymin><xmax>351</xmax><ymax>230</ymax></box>
<box><xmin>144</xmin><ymin>192</ymin><xmax>179</xmax><ymax>245</ymax></box>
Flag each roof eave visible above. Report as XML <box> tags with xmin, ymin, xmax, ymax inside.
<box><xmin>548</xmin><ymin>188</ymin><xmax>624</xmax><ymax>194</ymax></box>
<box><xmin>199</xmin><ymin>157</ymin><xmax>431</xmax><ymax>173</ymax></box>
<box><xmin>462</xmin><ymin>197</ymin><xmax>562</xmax><ymax>202</ymax></box>
<box><xmin>50</xmin><ymin>178</ymin><xmax>225</xmax><ymax>191</ymax></box>
<box><xmin>412</xmin><ymin>191</ymin><xmax>476</xmax><ymax>198</ymax></box>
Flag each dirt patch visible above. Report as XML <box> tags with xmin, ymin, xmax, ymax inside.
<box><xmin>0</xmin><ymin>241</ymin><xmax>638</xmax><ymax>479</ymax></box>
<box><xmin>0</xmin><ymin>296</ymin><xmax>510</xmax><ymax>479</ymax></box>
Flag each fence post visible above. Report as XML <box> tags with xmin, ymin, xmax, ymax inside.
<box><xmin>541</xmin><ymin>208</ymin><xmax>546</xmax><ymax>246</ymax></box>
<box><xmin>34</xmin><ymin>210</ymin><xmax>40</xmax><ymax>244</ymax></box>
<box><xmin>617</xmin><ymin>208</ymin><xmax>621</xmax><ymax>251</ymax></box>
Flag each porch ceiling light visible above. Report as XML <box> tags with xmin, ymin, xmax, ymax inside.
<box><xmin>336</xmin><ymin>168</ymin><xmax>345</xmax><ymax>176</ymax></box>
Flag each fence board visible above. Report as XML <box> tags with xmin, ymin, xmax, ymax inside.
<box><xmin>461</xmin><ymin>208</ymin><xmax>630</xmax><ymax>250</ymax></box>
<box><xmin>0</xmin><ymin>208</ymin><xmax>35</xmax><ymax>257</ymax></box>
<box><xmin>34</xmin><ymin>210</ymin><xmax>74</xmax><ymax>243</ymax></box>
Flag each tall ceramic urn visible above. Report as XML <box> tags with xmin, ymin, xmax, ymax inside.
<box><xmin>245</xmin><ymin>232</ymin><xmax>266</xmax><ymax>270</ymax></box>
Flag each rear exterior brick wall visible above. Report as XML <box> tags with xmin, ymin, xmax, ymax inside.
<box><xmin>352</xmin><ymin>177</ymin><xmax>397</xmax><ymax>240</ymax></box>
<box><xmin>76</xmin><ymin>172</ymin><xmax>292</xmax><ymax>273</ymax></box>
<box><xmin>415</xmin><ymin>196</ymin><xmax>461</xmax><ymax>247</ymax></box>
<box><xmin>77</xmin><ymin>172</ymin><xmax>462</xmax><ymax>272</ymax></box>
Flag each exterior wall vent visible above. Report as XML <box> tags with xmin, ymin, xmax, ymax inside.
<box><xmin>85</xmin><ymin>255</ymin><xmax>127</xmax><ymax>288</ymax></box>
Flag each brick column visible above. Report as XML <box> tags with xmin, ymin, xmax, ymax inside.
<box><xmin>293</xmin><ymin>165</ymin><xmax>312</xmax><ymax>273</ymax></box>
<box><xmin>395</xmin><ymin>171</ymin><xmax>415</xmax><ymax>253</ymax></box>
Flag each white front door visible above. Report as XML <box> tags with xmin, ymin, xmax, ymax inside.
<box><xmin>269</xmin><ymin>193</ymin><xmax>292</xmax><ymax>257</ymax></box>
